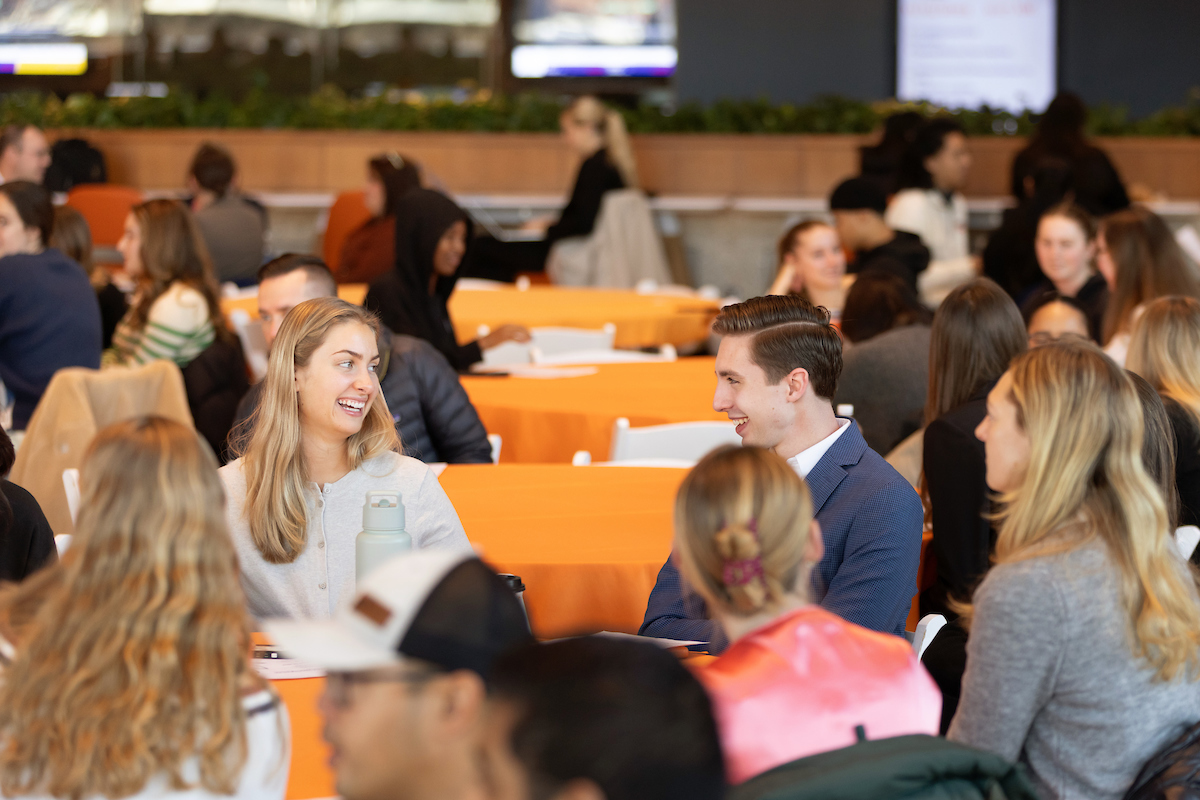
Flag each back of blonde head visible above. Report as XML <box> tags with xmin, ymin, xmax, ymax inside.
<box><xmin>990</xmin><ymin>341</ymin><xmax>1200</xmax><ymax>681</ymax></box>
<box><xmin>1127</xmin><ymin>295</ymin><xmax>1200</xmax><ymax>428</ymax></box>
<box><xmin>238</xmin><ymin>296</ymin><xmax>400</xmax><ymax>564</ymax></box>
<box><xmin>675</xmin><ymin>446</ymin><xmax>814</xmax><ymax>615</ymax></box>
<box><xmin>0</xmin><ymin>417</ymin><xmax>256</xmax><ymax>799</ymax></box>
<box><xmin>568</xmin><ymin>95</ymin><xmax>640</xmax><ymax>189</ymax></box>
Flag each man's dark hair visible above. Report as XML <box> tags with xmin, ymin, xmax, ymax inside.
<box><xmin>490</xmin><ymin>637</ymin><xmax>725</xmax><ymax>800</ymax></box>
<box><xmin>257</xmin><ymin>253</ymin><xmax>337</xmax><ymax>296</ymax></box>
<box><xmin>0</xmin><ymin>180</ymin><xmax>53</xmax><ymax>246</ymax></box>
<box><xmin>829</xmin><ymin>177</ymin><xmax>888</xmax><ymax>215</ymax></box>
<box><xmin>189</xmin><ymin>143</ymin><xmax>237</xmax><ymax>197</ymax></box>
<box><xmin>897</xmin><ymin>118</ymin><xmax>965</xmax><ymax>191</ymax></box>
<box><xmin>368</xmin><ymin>153</ymin><xmax>422</xmax><ymax>217</ymax></box>
<box><xmin>712</xmin><ymin>295</ymin><xmax>843</xmax><ymax>400</ymax></box>
<box><xmin>0</xmin><ymin>124</ymin><xmax>34</xmax><ymax>157</ymax></box>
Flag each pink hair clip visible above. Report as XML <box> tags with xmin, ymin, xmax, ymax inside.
<box><xmin>720</xmin><ymin>518</ymin><xmax>762</xmax><ymax>587</ymax></box>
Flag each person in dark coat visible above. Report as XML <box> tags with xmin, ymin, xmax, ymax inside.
<box><xmin>0</xmin><ymin>427</ymin><xmax>56</xmax><ymax>583</ymax></box>
<box><xmin>237</xmin><ymin>254</ymin><xmax>494</xmax><ymax>464</ymax></box>
<box><xmin>829</xmin><ymin>177</ymin><xmax>930</xmax><ymax>293</ymax></box>
<box><xmin>364</xmin><ymin>189</ymin><xmax>529</xmax><ymax>371</ymax></box>
<box><xmin>858</xmin><ymin>111</ymin><xmax>924</xmax><ymax>197</ymax></box>
<box><xmin>919</xmin><ymin>279</ymin><xmax>1028</xmax><ymax>733</ymax></box>
<box><xmin>467</xmin><ymin>96</ymin><xmax>636</xmax><ymax>281</ymax></box>
<box><xmin>1010</xmin><ymin>92</ymin><xmax>1130</xmax><ymax>218</ymax></box>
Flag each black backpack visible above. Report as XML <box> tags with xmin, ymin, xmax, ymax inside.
<box><xmin>44</xmin><ymin>138</ymin><xmax>106</xmax><ymax>192</ymax></box>
<box><xmin>1123</xmin><ymin>720</ymin><xmax>1200</xmax><ymax>800</ymax></box>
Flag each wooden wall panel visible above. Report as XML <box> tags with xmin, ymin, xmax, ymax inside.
<box><xmin>50</xmin><ymin>129</ymin><xmax>1200</xmax><ymax>200</ymax></box>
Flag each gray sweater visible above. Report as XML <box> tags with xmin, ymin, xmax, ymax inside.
<box><xmin>835</xmin><ymin>325</ymin><xmax>930</xmax><ymax>455</ymax></box>
<box><xmin>948</xmin><ymin>539</ymin><xmax>1200</xmax><ymax>800</ymax></box>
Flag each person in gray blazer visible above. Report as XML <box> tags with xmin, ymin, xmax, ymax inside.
<box><xmin>230</xmin><ymin>254</ymin><xmax>492</xmax><ymax>464</ymax></box>
<box><xmin>640</xmin><ymin>295</ymin><xmax>924</xmax><ymax>652</ymax></box>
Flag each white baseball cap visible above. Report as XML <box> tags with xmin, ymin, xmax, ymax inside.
<box><xmin>265</xmin><ymin>549</ymin><xmax>531</xmax><ymax>676</ymax></box>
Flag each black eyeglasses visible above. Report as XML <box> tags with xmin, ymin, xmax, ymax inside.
<box><xmin>324</xmin><ymin>668</ymin><xmax>440</xmax><ymax>709</ymax></box>
<box><xmin>1028</xmin><ymin>331</ymin><xmax>1090</xmax><ymax>347</ymax></box>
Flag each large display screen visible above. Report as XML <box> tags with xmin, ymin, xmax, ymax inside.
<box><xmin>511</xmin><ymin>0</ymin><xmax>676</xmax><ymax>79</ymax></box>
<box><xmin>897</xmin><ymin>0</ymin><xmax>1057</xmax><ymax>112</ymax></box>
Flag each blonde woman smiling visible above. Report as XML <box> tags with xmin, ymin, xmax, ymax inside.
<box><xmin>0</xmin><ymin>417</ymin><xmax>289</xmax><ymax>800</ymax></box>
<box><xmin>221</xmin><ymin>297</ymin><xmax>470</xmax><ymax>620</ymax></box>
<box><xmin>950</xmin><ymin>341</ymin><xmax>1200</xmax><ymax>800</ymax></box>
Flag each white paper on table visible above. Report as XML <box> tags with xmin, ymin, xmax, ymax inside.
<box><xmin>252</xmin><ymin>655</ymin><xmax>325</xmax><ymax>680</ymax></box>
<box><xmin>592</xmin><ymin>631</ymin><xmax>705</xmax><ymax>648</ymax></box>
<box><xmin>501</xmin><ymin>365</ymin><xmax>600</xmax><ymax>379</ymax></box>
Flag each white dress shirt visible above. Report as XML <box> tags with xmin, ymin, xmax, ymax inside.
<box><xmin>785</xmin><ymin>417</ymin><xmax>851</xmax><ymax>478</ymax></box>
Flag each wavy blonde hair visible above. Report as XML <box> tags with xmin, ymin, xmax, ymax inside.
<box><xmin>236</xmin><ymin>296</ymin><xmax>400</xmax><ymax>564</ymax></box>
<box><xmin>674</xmin><ymin>446</ymin><xmax>815</xmax><ymax>615</ymax></box>
<box><xmin>980</xmin><ymin>341</ymin><xmax>1200</xmax><ymax>681</ymax></box>
<box><xmin>1127</xmin><ymin>295</ymin><xmax>1200</xmax><ymax>428</ymax></box>
<box><xmin>0</xmin><ymin>417</ymin><xmax>260</xmax><ymax>799</ymax></box>
<box><xmin>566</xmin><ymin>96</ymin><xmax>640</xmax><ymax>189</ymax></box>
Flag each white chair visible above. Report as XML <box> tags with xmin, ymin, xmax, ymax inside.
<box><xmin>572</xmin><ymin>450</ymin><xmax>592</xmax><ymax>466</ymax></box>
<box><xmin>571</xmin><ymin>450</ymin><xmax>694</xmax><ymax>469</ymax></box>
<box><xmin>911</xmin><ymin>613</ymin><xmax>947</xmax><ymax>661</ymax></box>
<box><xmin>487</xmin><ymin>434</ymin><xmax>502</xmax><ymax>465</ymax></box>
<box><xmin>62</xmin><ymin>468</ymin><xmax>81</xmax><ymax>525</ymax></box>
<box><xmin>608</xmin><ymin>417</ymin><xmax>741</xmax><ymax>462</ymax></box>
<box><xmin>1175</xmin><ymin>525</ymin><xmax>1200</xmax><ymax>560</ymax></box>
<box><xmin>228</xmin><ymin>309</ymin><xmax>270</xmax><ymax>383</ymax></box>
<box><xmin>546</xmin><ymin>189</ymin><xmax>672</xmax><ymax>289</ymax></box>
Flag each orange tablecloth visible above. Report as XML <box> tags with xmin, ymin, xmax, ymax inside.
<box><xmin>462</xmin><ymin>357</ymin><xmax>727</xmax><ymax>463</ymax></box>
<box><xmin>447</xmin><ymin>287</ymin><xmax>719</xmax><ymax>349</ymax></box>
<box><xmin>443</xmin><ymin>463</ymin><xmax>685</xmax><ymax>637</ymax></box>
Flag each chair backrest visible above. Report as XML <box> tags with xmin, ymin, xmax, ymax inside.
<box><xmin>65</xmin><ymin>184</ymin><xmax>144</xmax><ymax>249</ymax></box>
<box><xmin>62</xmin><ymin>468</ymin><xmax>81</xmax><ymax>524</ymax></box>
<box><xmin>1174</xmin><ymin>525</ymin><xmax>1200</xmax><ymax>560</ymax></box>
<box><xmin>487</xmin><ymin>434</ymin><xmax>502</xmax><ymax>464</ymax></box>
<box><xmin>546</xmin><ymin>189</ymin><xmax>672</xmax><ymax>289</ymax></box>
<box><xmin>608</xmin><ymin>417</ymin><xmax>741</xmax><ymax>462</ymax></box>
<box><xmin>323</xmin><ymin>190</ymin><xmax>373</xmax><ymax>276</ymax></box>
<box><xmin>9</xmin><ymin>362</ymin><xmax>194</xmax><ymax>537</ymax></box>
<box><xmin>480</xmin><ymin>325</ymin><xmax>616</xmax><ymax>367</ymax></box>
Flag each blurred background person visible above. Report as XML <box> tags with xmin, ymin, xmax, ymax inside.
<box><xmin>858</xmin><ymin>110</ymin><xmax>924</xmax><ymax>196</ymax></box>
<box><xmin>982</xmin><ymin>157</ymin><xmax>1073</xmax><ymax>301</ymax></box>
<box><xmin>1096</xmin><ymin>205</ymin><xmax>1200</xmax><ymax>366</ymax></box>
<box><xmin>51</xmin><ymin>204</ymin><xmax>127</xmax><ymax>349</ymax></box>
<box><xmin>1019</xmin><ymin>202</ymin><xmax>1106</xmax><ymax>340</ymax></box>
<box><xmin>0</xmin><ymin>125</ymin><xmax>50</xmax><ymax>185</ymax></box>
<box><xmin>1025</xmin><ymin>294</ymin><xmax>1091</xmax><ymax>348</ymax></box>
<box><xmin>0</xmin><ymin>426</ymin><xmax>55</xmax><ymax>585</ymax></box>
<box><xmin>0</xmin><ymin>180</ymin><xmax>101</xmax><ymax>431</ymax></box>
<box><xmin>187</xmin><ymin>142</ymin><xmax>266</xmax><ymax>285</ymax></box>
<box><xmin>469</xmin><ymin>95</ymin><xmax>638</xmax><ymax>281</ymax></box>
<box><xmin>1010</xmin><ymin>92</ymin><xmax>1130</xmax><ymax>218</ymax></box>
<box><xmin>0</xmin><ymin>416</ymin><xmax>289</xmax><ymax>800</ymax></box>
<box><xmin>837</xmin><ymin>270</ymin><xmax>933</xmax><ymax>455</ymax></box>
<box><xmin>336</xmin><ymin>152</ymin><xmax>422</xmax><ymax>284</ymax></box>
<box><xmin>829</xmin><ymin>177</ymin><xmax>930</xmax><ymax>293</ymax></box>
<box><xmin>767</xmin><ymin>220</ymin><xmax>851</xmax><ymax>323</ymax></box>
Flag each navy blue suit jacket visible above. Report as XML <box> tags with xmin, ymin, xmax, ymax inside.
<box><xmin>639</xmin><ymin>420</ymin><xmax>923</xmax><ymax>652</ymax></box>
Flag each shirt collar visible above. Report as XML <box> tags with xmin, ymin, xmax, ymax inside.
<box><xmin>785</xmin><ymin>417</ymin><xmax>851</xmax><ymax>479</ymax></box>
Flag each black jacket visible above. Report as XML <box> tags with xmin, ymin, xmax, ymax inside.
<box><xmin>546</xmin><ymin>148</ymin><xmax>625</xmax><ymax>243</ymax></box>
<box><xmin>232</xmin><ymin>328</ymin><xmax>492</xmax><ymax>465</ymax></box>
<box><xmin>365</xmin><ymin>189</ymin><xmax>483</xmax><ymax>371</ymax></box>
<box><xmin>729</xmin><ymin>734</ymin><xmax>1038</xmax><ymax>800</ymax></box>
<box><xmin>181</xmin><ymin>335</ymin><xmax>249</xmax><ymax>465</ymax></box>
<box><xmin>1163</xmin><ymin>396</ymin><xmax>1200</xmax><ymax>564</ymax></box>
<box><xmin>0</xmin><ymin>479</ymin><xmax>56</xmax><ymax>581</ymax></box>
<box><xmin>982</xmin><ymin>204</ymin><xmax>1044</xmax><ymax>301</ymax></box>
<box><xmin>920</xmin><ymin>392</ymin><xmax>996</xmax><ymax>619</ymax></box>
<box><xmin>1011</xmin><ymin>142</ymin><xmax>1130</xmax><ymax>218</ymax></box>
<box><xmin>850</xmin><ymin>231</ymin><xmax>930</xmax><ymax>293</ymax></box>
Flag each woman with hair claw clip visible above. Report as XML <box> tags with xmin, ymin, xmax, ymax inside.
<box><xmin>673</xmin><ymin>445</ymin><xmax>941</xmax><ymax>785</ymax></box>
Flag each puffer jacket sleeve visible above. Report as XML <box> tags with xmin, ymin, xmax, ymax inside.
<box><xmin>390</xmin><ymin>336</ymin><xmax>494</xmax><ymax>464</ymax></box>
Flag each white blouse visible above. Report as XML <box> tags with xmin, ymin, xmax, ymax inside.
<box><xmin>221</xmin><ymin>451</ymin><xmax>472</xmax><ymax>621</ymax></box>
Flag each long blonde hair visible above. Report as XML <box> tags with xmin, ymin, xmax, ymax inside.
<box><xmin>566</xmin><ymin>96</ymin><xmax>640</xmax><ymax>189</ymax></box>
<box><xmin>985</xmin><ymin>342</ymin><xmax>1200</xmax><ymax>681</ymax></box>
<box><xmin>237</xmin><ymin>297</ymin><xmax>400</xmax><ymax>564</ymax></box>
<box><xmin>674</xmin><ymin>446</ymin><xmax>814</xmax><ymax>615</ymax></box>
<box><xmin>1127</xmin><ymin>295</ymin><xmax>1200</xmax><ymax>428</ymax></box>
<box><xmin>0</xmin><ymin>417</ymin><xmax>259</xmax><ymax>799</ymax></box>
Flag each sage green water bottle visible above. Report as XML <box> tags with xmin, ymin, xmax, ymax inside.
<box><xmin>356</xmin><ymin>490</ymin><xmax>411</xmax><ymax>586</ymax></box>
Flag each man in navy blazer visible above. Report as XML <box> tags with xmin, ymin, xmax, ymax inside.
<box><xmin>640</xmin><ymin>295</ymin><xmax>923</xmax><ymax>652</ymax></box>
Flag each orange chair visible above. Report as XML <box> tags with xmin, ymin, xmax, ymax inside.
<box><xmin>65</xmin><ymin>184</ymin><xmax>144</xmax><ymax>251</ymax></box>
<box><xmin>907</xmin><ymin>529</ymin><xmax>936</xmax><ymax>632</ymax></box>
<box><xmin>323</xmin><ymin>190</ymin><xmax>372</xmax><ymax>277</ymax></box>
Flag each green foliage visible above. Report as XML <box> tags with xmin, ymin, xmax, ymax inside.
<box><xmin>2</xmin><ymin>88</ymin><xmax>1198</xmax><ymax>136</ymax></box>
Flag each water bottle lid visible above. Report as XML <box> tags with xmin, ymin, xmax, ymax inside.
<box><xmin>363</xmin><ymin>490</ymin><xmax>406</xmax><ymax>532</ymax></box>
<box><xmin>497</xmin><ymin>573</ymin><xmax>525</xmax><ymax>593</ymax></box>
